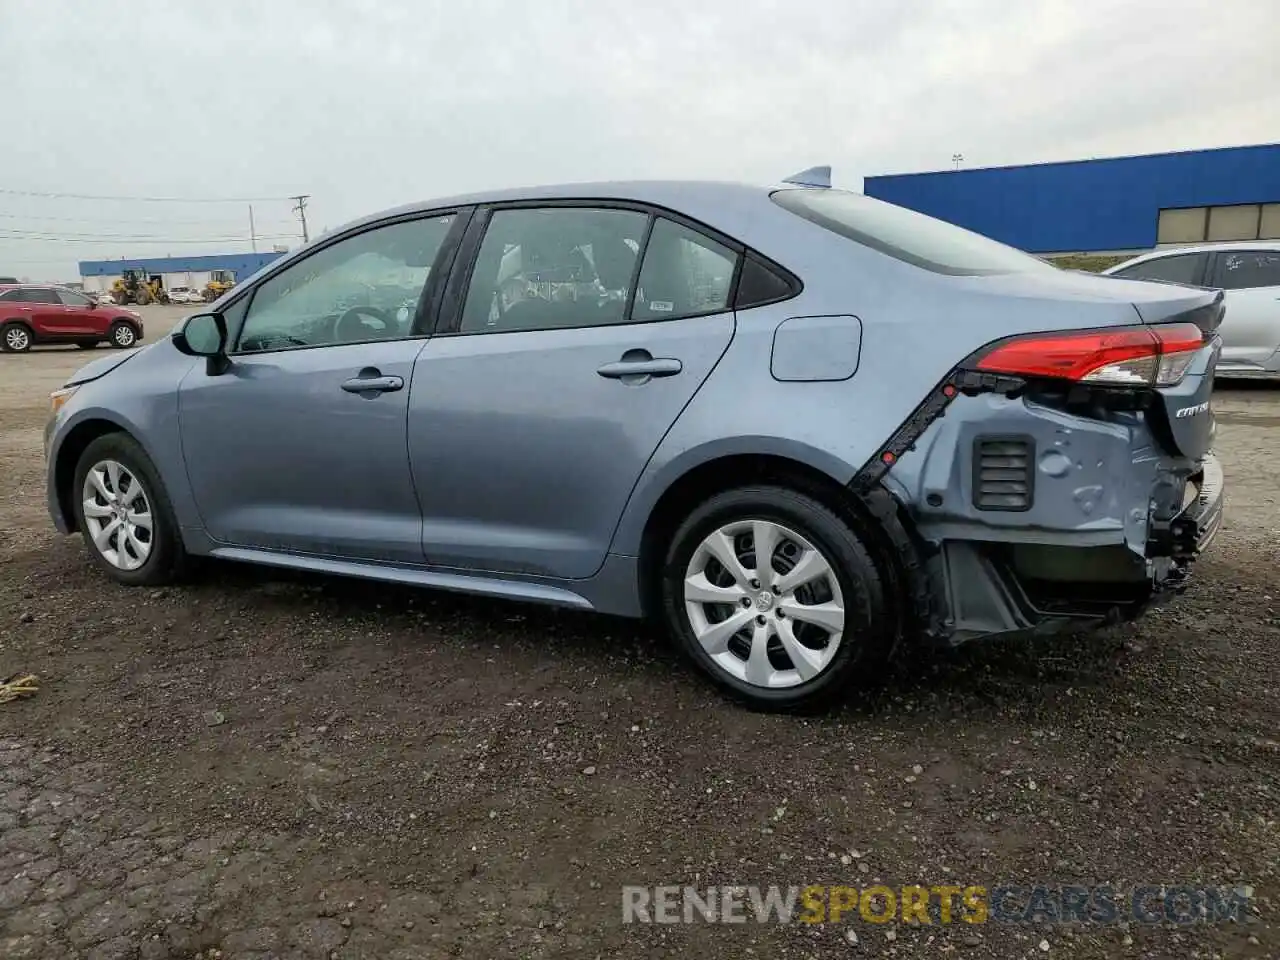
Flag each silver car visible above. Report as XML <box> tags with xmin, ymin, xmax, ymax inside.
<box><xmin>44</xmin><ymin>171</ymin><xmax>1225</xmax><ymax>710</ymax></box>
<box><xmin>1104</xmin><ymin>240</ymin><xmax>1280</xmax><ymax>378</ymax></box>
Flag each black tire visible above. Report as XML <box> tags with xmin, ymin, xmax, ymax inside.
<box><xmin>660</xmin><ymin>485</ymin><xmax>890</xmax><ymax>712</ymax></box>
<box><xmin>1</xmin><ymin>321</ymin><xmax>33</xmax><ymax>353</ymax></box>
<box><xmin>72</xmin><ymin>433</ymin><xmax>188</xmax><ymax>587</ymax></box>
<box><xmin>109</xmin><ymin>320</ymin><xmax>139</xmax><ymax>348</ymax></box>
<box><xmin>77</xmin><ymin>342</ymin><xmax>100</xmax><ymax>350</ymax></box>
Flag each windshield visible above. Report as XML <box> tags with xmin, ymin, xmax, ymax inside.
<box><xmin>771</xmin><ymin>188</ymin><xmax>1056</xmax><ymax>276</ymax></box>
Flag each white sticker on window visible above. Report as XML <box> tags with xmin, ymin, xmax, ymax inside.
<box><xmin>649</xmin><ymin>300</ymin><xmax>674</xmax><ymax>312</ymax></box>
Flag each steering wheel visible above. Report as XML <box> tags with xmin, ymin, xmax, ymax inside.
<box><xmin>332</xmin><ymin>306</ymin><xmax>395</xmax><ymax>343</ymax></box>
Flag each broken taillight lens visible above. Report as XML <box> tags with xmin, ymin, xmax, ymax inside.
<box><xmin>973</xmin><ymin>323</ymin><xmax>1204</xmax><ymax>387</ymax></box>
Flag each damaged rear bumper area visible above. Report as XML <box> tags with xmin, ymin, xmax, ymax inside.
<box><xmin>862</xmin><ymin>384</ymin><xmax>1226</xmax><ymax>646</ymax></box>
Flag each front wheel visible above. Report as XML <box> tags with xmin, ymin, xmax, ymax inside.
<box><xmin>72</xmin><ymin>433</ymin><xmax>188</xmax><ymax>586</ymax></box>
<box><xmin>660</xmin><ymin>485</ymin><xmax>889</xmax><ymax>711</ymax></box>
<box><xmin>109</xmin><ymin>321</ymin><xmax>138</xmax><ymax>348</ymax></box>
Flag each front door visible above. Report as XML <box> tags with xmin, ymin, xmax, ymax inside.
<box><xmin>178</xmin><ymin>211</ymin><xmax>462</xmax><ymax>562</ymax></box>
<box><xmin>53</xmin><ymin>288</ymin><xmax>105</xmax><ymax>335</ymax></box>
<box><xmin>409</xmin><ymin>206</ymin><xmax>741</xmax><ymax>580</ymax></box>
<box><xmin>1212</xmin><ymin>249</ymin><xmax>1280</xmax><ymax>367</ymax></box>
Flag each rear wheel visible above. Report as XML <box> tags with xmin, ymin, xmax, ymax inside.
<box><xmin>109</xmin><ymin>321</ymin><xmax>138</xmax><ymax>348</ymax></box>
<box><xmin>660</xmin><ymin>485</ymin><xmax>889</xmax><ymax>711</ymax></box>
<box><xmin>1</xmin><ymin>322</ymin><xmax>33</xmax><ymax>353</ymax></box>
<box><xmin>72</xmin><ymin>433</ymin><xmax>188</xmax><ymax>586</ymax></box>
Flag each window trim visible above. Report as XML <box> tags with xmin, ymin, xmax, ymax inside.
<box><xmin>1207</xmin><ymin>248</ymin><xmax>1280</xmax><ymax>291</ymax></box>
<box><xmin>221</xmin><ymin>207</ymin><xmax>472</xmax><ymax>357</ymax></box>
<box><xmin>1112</xmin><ymin>251</ymin><xmax>1210</xmax><ymax>286</ymax></box>
<box><xmin>435</xmin><ymin>197</ymin><xmax>790</xmax><ymax>337</ymax></box>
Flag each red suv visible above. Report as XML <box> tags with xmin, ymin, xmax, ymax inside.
<box><xmin>0</xmin><ymin>285</ymin><xmax>144</xmax><ymax>353</ymax></box>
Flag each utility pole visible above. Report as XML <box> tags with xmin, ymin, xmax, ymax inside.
<box><xmin>248</xmin><ymin>204</ymin><xmax>257</xmax><ymax>252</ymax></box>
<box><xmin>291</xmin><ymin>194</ymin><xmax>311</xmax><ymax>243</ymax></box>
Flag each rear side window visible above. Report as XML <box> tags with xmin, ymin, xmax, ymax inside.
<box><xmin>1111</xmin><ymin>253</ymin><xmax>1206</xmax><ymax>286</ymax></box>
<box><xmin>0</xmin><ymin>289</ymin><xmax>23</xmax><ymax>302</ymax></box>
<box><xmin>25</xmin><ymin>288</ymin><xmax>60</xmax><ymax>304</ymax></box>
<box><xmin>632</xmin><ymin>218</ymin><xmax>737</xmax><ymax>322</ymax></box>
<box><xmin>1215</xmin><ymin>250</ymin><xmax>1280</xmax><ymax>290</ymax></box>
<box><xmin>733</xmin><ymin>254</ymin><xmax>799</xmax><ymax>309</ymax></box>
<box><xmin>771</xmin><ymin>188</ymin><xmax>1055</xmax><ymax>276</ymax></box>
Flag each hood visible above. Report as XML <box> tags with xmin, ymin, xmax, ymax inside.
<box><xmin>64</xmin><ymin>343</ymin><xmax>151</xmax><ymax>386</ymax></box>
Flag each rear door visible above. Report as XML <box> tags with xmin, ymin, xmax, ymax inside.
<box><xmin>25</xmin><ymin>287</ymin><xmax>70</xmax><ymax>336</ymax></box>
<box><xmin>1208</xmin><ymin>248</ymin><xmax>1280</xmax><ymax>367</ymax></box>
<box><xmin>409</xmin><ymin>204</ymin><xmax>740</xmax><ymax>580</ymax></box>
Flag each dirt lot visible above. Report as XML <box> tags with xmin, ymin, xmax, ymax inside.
<box><xmin>1</xmin><ymin>305</ymin><xmax>1277</xmax><ymax>959</ymax></box>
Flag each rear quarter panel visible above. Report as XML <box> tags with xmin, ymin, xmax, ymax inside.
<box><xmin>607</xmin><ymin>204</ymin><xmax>1146</xmax><ymax>557</ymax></box>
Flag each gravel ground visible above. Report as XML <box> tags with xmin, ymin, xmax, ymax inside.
<box><xmin>1</xmin><ymin>307</ymin><xmax>1277</xmax><ymax>959</ymax></box>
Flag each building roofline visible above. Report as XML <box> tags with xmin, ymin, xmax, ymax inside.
<box><xmin>865</xmin><ymin>141</ymin><xmax>1280</xmax><ymax>181</ymax></box>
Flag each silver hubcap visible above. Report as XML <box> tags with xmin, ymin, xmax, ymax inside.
<box><xmin>684</xmin><ymin>519</ymin><xmax>846</xmax><ymax>689</ymax></box>
<box><xmin>114</xmin><ymin>325</ymin><xmax>135</xmax><ymax>346</ymax></box>
<box><xmin>5</xmin><ymin>327</ymin><xmax>29</xmax><ymax>350</ymax></box>
<box><xmin>82</xmin><ymin>460</ymin><xmax>153</xmax><ymax>570</ymax></box>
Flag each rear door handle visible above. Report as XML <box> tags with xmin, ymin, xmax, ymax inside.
<box><xmin>341</xmin><ymin>374</ymin><xmax>404</xmax><ymax>394</ymax></box>
<box><xmin>597</xmin><ymin>352</ymin><xmax>683</xmax><ymax>384</ymax></box>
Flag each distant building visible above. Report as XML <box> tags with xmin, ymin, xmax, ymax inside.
<box><xmin>77</xmin><ymin>252</ymin><xmax>287</xmax><ymax>296</ymax></box>
<box><xmin>863</xmin><ymin>142</ymin><xmax>1280</xmax><ymax>256</ymax></box>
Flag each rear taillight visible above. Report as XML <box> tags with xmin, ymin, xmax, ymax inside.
<box><xmin>974</xmin><ymin>323</ymin><xmax>1204</xmax><ymax>387</ymax></box>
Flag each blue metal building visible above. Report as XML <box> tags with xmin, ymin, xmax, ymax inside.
<box><xmin>78</xmin><ymin>252</ymin><xmax>285</xmax><ymax>283</ymax></box>
<box><xmin>863</xmin><ymin>143</ymin><xmax>1280</xmax><ymax>255</ymax></box>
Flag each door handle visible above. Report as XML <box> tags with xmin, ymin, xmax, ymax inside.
<box><xmin>341</xmin><ymin>374</ymin><xmax>403</xmax><ymax>394</ymax></box>
<box><xmin>597</xmin><ymin>354</ymin><xmax>683</xmax><ymax>382</ymax></box>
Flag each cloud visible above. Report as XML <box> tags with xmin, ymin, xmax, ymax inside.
<box><xmin>0</xmin><ymin>0</ymin><xmax>1274</xmax><ymax>276</ymax></box>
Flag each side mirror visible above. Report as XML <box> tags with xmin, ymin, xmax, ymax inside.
<box><xmin>172</xmin><ymin>312</ymin><xmax>231</xmax><ymax>375</ymax></box>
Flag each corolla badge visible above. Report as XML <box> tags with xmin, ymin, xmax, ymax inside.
<box><xmin>1175</xmin><ymin>400</ymin><xmax>1211</xmax><ymax>419</ymax></box>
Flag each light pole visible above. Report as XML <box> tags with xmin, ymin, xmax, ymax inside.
<box><xmin>952</xmin><ymin>153</ymin><xmax>964</xmax><ymax>171</ymax></box>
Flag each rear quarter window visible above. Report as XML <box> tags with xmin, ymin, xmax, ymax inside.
<box><xmin>771</xmin><ymin>188</ymin><xmax>1056</xmax><ymax>276</ymax></box>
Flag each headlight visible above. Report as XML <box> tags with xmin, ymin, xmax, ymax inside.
<box><xmin>50</xmin><ymin>386</ymin><xmax>79</xmax><ymax>415</ymax></box>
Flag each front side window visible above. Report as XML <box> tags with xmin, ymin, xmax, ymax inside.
<box><xmin>57</xmin><ymin>289</ymin><xmax>91</xmax><ymax>306</ymax></box>
<box><xmin>1112</xmin><ymin>253</ymin><xmax>1206</xmax><ymax>286</ymax></box>
<box><xmin>460</xmin><ymin>207</ymin><xmax>649</xmax><ymax>334</ymax></box>
<box><xmin>236</xmin><ymin>214</ymin><xmax>456</xmax><ymax>352</ymax></box>
<box><xmin>771</xmin><ymin>188</ymin><xmax>1055</xmax><ymax>276</ymax></box>
<box><xmin>1216</xmin><ymin>250</ymin><xmax>1280</xmax><ymax>290</ymax></box>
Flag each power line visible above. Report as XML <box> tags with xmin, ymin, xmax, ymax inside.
<box><xmin>0</xmin><ymin>226</ymin><xmax>299</xmax><ymax>241</ymax></box>
<box><xmin>0</xmin><ymin>187</ymin><xmax>292</xmax><ymax>203</ymax></box>
<box><xmin>0</xmin><ymin>211</ymin><xmax>299</xmax><ymax>227</ymax></box>
<box><xmin>0</xmin><ymin>233</ymin><xmax>298</xmax><ymax>245</ymax></box>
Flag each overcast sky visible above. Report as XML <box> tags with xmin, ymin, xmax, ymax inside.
<box><xmin>2</xmin><ymin>0</ymin><xmax>1276</xmax><ymax>279</ymax></box>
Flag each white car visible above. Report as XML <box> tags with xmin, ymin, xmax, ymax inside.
<box><xmin>167</xmin><ymin>286</ymin><xmax>205</xmax><ymax>305</ymax></box>
<box><xmin>1104</xmin><ymin>241</ymin><xmax>1280</xmax><ymax>379</ymax></box>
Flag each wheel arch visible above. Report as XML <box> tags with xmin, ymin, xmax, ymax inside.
<box><xmin>53</xmin><ymin>416</ymin><xmax>135</xmax><ymax>533</ymax></box>
<box><xmin>633</xmin><ymin>450</ymin><xmax>933</xmax><ymax>644</ymax></box>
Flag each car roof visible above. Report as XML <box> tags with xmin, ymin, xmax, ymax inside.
<box><xmin>332</xmin><ymin>179</ymin><xmax>785</xmax><ymax>241</ymax></box>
